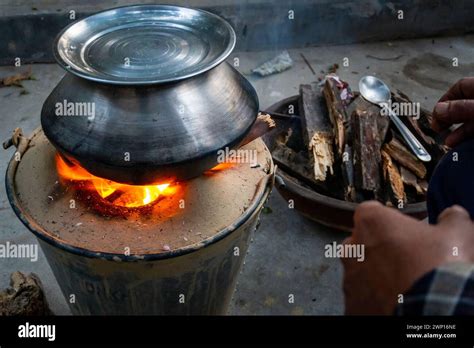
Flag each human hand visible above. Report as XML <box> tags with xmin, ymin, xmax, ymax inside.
<box><xmin>432</xmin><ymin>77</ymin><xmax>474</xmax><ymax>147</ymax></box>
<box><xmin>342</xmin><ymin>201</ymin><xmax>474</xmax><ymax>315</ymax></box>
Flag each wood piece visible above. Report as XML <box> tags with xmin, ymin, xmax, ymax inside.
<box><xmin>406</xmin><ymin>116</ymin><xmax>435</xmax><ymax>146</ymax></box>
<box><xmin>417</xmin><ymin>108</ymin><xmax>434</xmax><ymax>132</ymax></box>
<box><xmin>341</xmin><ymin>144</ymin><xmax>356</xmax><ymax>201</ymax></box>
<box><xmin>400</xmin><ymin>166</ymin><xmax>417</xmax><ymax>188</ymax></box>
<box><xmin>418</xmin><ymin>180</ymin><xmax>428</xmax><ymax>195</ymax></box>
<box><xmin>3</xmin><ymin>127</ymin><xmax>23</xmax><ymax>149</ymax></box>
<box><xmin>0</xmin><ymin>272</ymin><xmax>53</xmax><ymax>316</ymax></box>
<box><xmin>391</xmin><ymin>90</ymin><xmax>436</xmax><ymax>146</ymax></box>
<box><xmin>299</xmin><ymin>83</ymin><xmax>334</xmax><ymax>181</ymax></box>
<box><xmin>323</xmin><ymin>77</ymin><xmax>349</xmax><ymax>156</ymax></box>
<box><xmin>352</xmin><ymin>107</ymin><xmax>382</xmax><ymax>194</ymax></box>
<box><xmin>400</xmin><ymin>166</ymin><xmax>428</xmax><ymax>196</ymax></box>
<box><xmin>383</xmin><ymin>137</ymin><xmax>427</xmax><ymax>179</ymax></box>
<box><xmin>400</xmin><ymin>166</ymin><xmax>421</xmax><ymax>195</ymax></box>
<box><xmin>391</xmin><ymin>91</ymin><xmax>448</xmax><ymax>165</ymax></box>
<box><xmin>308</xmin><ymin>133</ymin><xmax>334</xmax><ymax>182</ymax></box>
<box><xmin>415</xmin><ymin>110</ymin><xmax>449</xmax><ymax>163</ymax></box>
<box><xmin>264</xmin><ymin>111</ymin><xmax>301</xmax><ymax>119</ymax></box>
<box><xmin>1</xmin><ymin>68</ymin><xmax>32</xmax><ymax>87</ymax></box>
<box><xmin>381</xmin><ymin>149</ymin><xmax>407</xmax><ymax>207</ymax></box>
<box><xmin>275</xmin><ymin>127</ymin><xmax>293</xmax><ymax>147</ymax></box>
<box><xmin>348</xmin><ymin>95</ymin><xmax>390</xmax><ymax>143</ymax></box>
<box><xmin>272</xmin><ymin>142</ymin><xmax>329</xmax><ymax>194</ymax></box>
<box><xmin>238</xmin><ymin>112</ymin><xmax>276</xmax><ymax>147</ymax></box>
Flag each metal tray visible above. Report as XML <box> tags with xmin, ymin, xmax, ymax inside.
<box><xmin>53</xmin><ymin>5</ymin><xmax>236</xmax><ymax>85</ymax></box>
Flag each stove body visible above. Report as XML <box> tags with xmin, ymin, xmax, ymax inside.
<box><xmin>6</xmin><ymin>129</ymin><xmax>273</xmax><ymax>315</ymax></box>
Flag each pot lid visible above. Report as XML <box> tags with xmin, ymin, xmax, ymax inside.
<box><xmin>53</xmin><ymin>5</ymin><xmax>236</xmax><ymax>85</ymax></box>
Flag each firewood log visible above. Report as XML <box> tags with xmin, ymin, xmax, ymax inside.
<box><xmin>391</xmin><ymin>90</ymin><xmax>436</xmax><ymax>146</ymax></box>
<box><xmin>418</xmin><ymin>180</ymin><xmax>428</xmax><ymax>195</ymax></box>
<box><xmin>406</xmin><ymin>116</ymin><xmax>435</xmax><ymax>146</ymax></box>
<box><xmin>272</xmin><ymin>142</ymin><xmax>329</xmax><ymax>194</ymax></box>
<box><xmin>412</xmin><ymin>109</ymin><xmax>449</xmax><ymax>165</ymax></box>
<box><xmin>400</xmin><ymin>166</ymin><xmax>418</xmax><ymax>191</ymax></box>
<box><xmin>348</xmin><ymin>95</ymin><xmax>390</xmax><ymax>144</ymax></box>
<box><xmin>383</xmin><ymin>137</ymin><xmax>427</xmax><ymax>179</ymax></box>
<box><xmin>388</xmin><ymin>91</ymin><xmax>448</xmax><ymax>170</ymax></box>
<box><xmin>275</xmin><ymin>127</ymin><xmax>293</xmax><ymax>147</ymax></box>
<box><xmin>381</xmin><ymin>149</ymin><xmax>407</xmax><ymax>207</ymax></box>
<box><xmin>0</xmin><ymin>272</ymin><xmax>53</xmax><ymax>316</ymax></box>
<box><xmin>323</xmin><ymin>78</ymin><xmax>349</xmax><ymax>156</ymax></box>
<box><xmin>1</xmin><ymin>67</ymin><xmax>32</xmax><ymax>87</ymax></box>
<box><xmin>299</xmin><ymin>83</ymin><xmax>334</xmax><ymax>182</ymax></box>
<box><xmin>341</xmin><ymin>144</ymin><xmax>356</xmax><ymax>201</ymax></box>
<box><xmin>400</xmin><ymin>166</ymin><xmax>428</xmax><ymax>196</ymax></box>
<box><xmin>239</xmin><ymin>112</ymin><xmax>276</xmax><ymax>147</ymax></box>
<box><xmin>352</xmin><ymin>107</ymin><xmax>382</xmax><ymax>195</ymax></box>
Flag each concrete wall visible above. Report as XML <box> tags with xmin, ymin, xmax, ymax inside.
<box><xmin>1</xmin><ymin>0</ymin><xmax>474</xmax><ymax>65</ymax></box>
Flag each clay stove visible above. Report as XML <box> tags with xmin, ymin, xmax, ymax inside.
<box><xmin>5</xmin><ymin>129</ymin><xmax>273</xmax><ymax>314</ymax></box>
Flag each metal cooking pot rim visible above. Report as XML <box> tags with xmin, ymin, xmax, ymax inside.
<box><xmin>53</xmin><ymin>4</ymin><xmax>237</xmax><ymax>85</ymax></box>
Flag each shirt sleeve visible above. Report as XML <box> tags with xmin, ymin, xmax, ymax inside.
<box><xmin>395</xmin><ymin>262</ymin><xmax>474</xmax><ymax>315</ymax></box>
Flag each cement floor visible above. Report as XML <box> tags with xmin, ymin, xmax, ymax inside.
<box><xmin>1</xmin><ymin>34</ymin><xmax>471</xmax><ymax>315</ymax></box>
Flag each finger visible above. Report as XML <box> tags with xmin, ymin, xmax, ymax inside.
<box><xmin>432</xmin><ymin>100</ymin><xmax>474</xmax><ymax>133</ymax></box>
<box><xmin>342</xmin><ymin>235</ymin><xmax>354</xmax><ymax>245</ymax></box>
<box><xmin>444</xmin><ymin>122</ymin><xmax>474</xmax><ymax>147</ymax></box>
<box><xmin>431</xmin><ymin>102</ymin><xmax>449</xmax><ymax>133</ymax></box>
<box><xmin>353</xmin><ymin>201</ymin><xmax>405</xmax><ymax>240</ymax></box>
<box><xmin>437</xmin><ymin>205</ymin><xmax>472</xmax><ymax>226</ymax></box>
<box><xmin>352</xmin><ymin>201</ymin><xmax>383</xmax><ymax>239</ymax></box>
<box><xmin>353</xmin><ymin>201</ymin><xmax>385</xmax><ymax>227</ymax></box>
<box><xmin>439</xmin><ymin>77</ymin><xmax>474</xmax><ymax>102</ymax></box>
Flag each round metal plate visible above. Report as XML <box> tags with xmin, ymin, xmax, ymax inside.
<box><xmin>54</xmin><ymin>5</ymin><xmax>236</xmax><ymax>85</ymax></box>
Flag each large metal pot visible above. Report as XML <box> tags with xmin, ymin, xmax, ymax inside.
<box><xmin>41</xmin><ymin>5</ymin><xmax>258</xmax><ymax>185</ymax></box>
<box><xmin>41</xmin><ymin>63</ymin><xmax>258</xmax><ymax>185</ymax></box>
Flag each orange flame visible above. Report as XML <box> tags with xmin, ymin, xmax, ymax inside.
<box><xmin>56</xmin><ymin>154</ymin><xmax>171</xmax><ymax>208</ymax></box>
<box><xmin>203</xmin><ymin>162</ymin><xmax>234</xmax><ymax>175</ymax></box>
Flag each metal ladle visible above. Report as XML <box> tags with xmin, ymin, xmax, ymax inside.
<box><xmin>359</xmin><ymin>76</ymin><xmax>431</xmax><ymax>162</ymax></box>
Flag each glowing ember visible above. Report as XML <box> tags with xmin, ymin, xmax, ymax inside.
<box><xmin>56</xmin><ymin>154</ymin><xmax>172</xmax><ymax>208</ymax></box>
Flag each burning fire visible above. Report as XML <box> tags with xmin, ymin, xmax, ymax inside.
<box><xmin>56</xmin><ymin>154</ymin><xmax>173</xmax><ymax>208</ymax></box>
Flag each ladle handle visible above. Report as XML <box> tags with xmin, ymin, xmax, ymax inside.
<box><xmin>386</xmin><ymin>107</ymin><xmax>431</xmax><ymax>162</ymax></box>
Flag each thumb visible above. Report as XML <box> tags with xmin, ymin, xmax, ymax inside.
<box><xmin>437</xmin><ymin>205</ymin><xmax>472</xmax><ymax>228</ymax></box>
<box><xmin>435</xmin><ymin>205</ymin><xmax>474</xmax><ymax>263</ymax></box>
